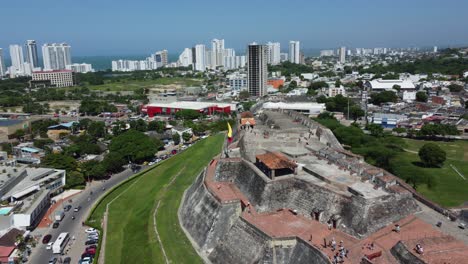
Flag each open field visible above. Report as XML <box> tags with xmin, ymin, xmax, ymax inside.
<box><xmin>403</xmin><ymin>138</ymin><xmax>468</xmax><ymax>161</ymax></box>
<box><xmin>86</xmin><ymin>77</ymin><xmax>203</xmax><ymax>92</ymax></box>
<box><xmin>391</xmin><ymin>139</ymin><xmax>468</xmax><ymax>207</ymax></box>
<box><xmin>87</xmin><ymin>134</ymin><xmax>224</xmax><ymax>264</ymax></box>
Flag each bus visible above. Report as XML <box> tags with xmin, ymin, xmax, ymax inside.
<box><xmin>52</xmin><ymin>232</ymin><xmax>70</xmax><ymax>254</ymax></box>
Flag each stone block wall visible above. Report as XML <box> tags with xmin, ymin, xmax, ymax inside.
<box><xmin>180</xmin><ymin>171</ymin><xmax>240</xmax><ymax>252</ymax></box>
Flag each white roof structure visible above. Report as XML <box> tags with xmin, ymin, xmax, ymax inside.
<box><xmin>145</xmin><ymin>101</ymin><xmax>236</xmax><ymax>111</ymax></box>
<box><xmin>365</xmin><ymin>79</ymin><xmax>416</xmax><ymax>90</ymax></box>
<box><xmin>262</xmin><ymin>102</ymin><xmax>325</xmax><ymax>114</ymax></box>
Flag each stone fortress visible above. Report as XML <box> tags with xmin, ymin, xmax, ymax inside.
<box><xmin>180</xmin><ymin>109</ymin><xmax>468</xmax><ymax>264</ymax></box>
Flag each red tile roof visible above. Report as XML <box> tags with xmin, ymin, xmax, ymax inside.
<box><xmin>256</xmin><ymin>152</ymin><xmax>297</xmax><ymax>170</ymax></box>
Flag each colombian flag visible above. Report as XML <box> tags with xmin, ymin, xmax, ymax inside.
<box><xmin>227</xmin><ymin>122</ymin><xmax>233</xmax><ymax>143</ymax></box>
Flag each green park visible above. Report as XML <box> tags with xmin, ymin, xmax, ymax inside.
<box><xmin>87</xmin><ymin>134</ymin><xmax>224</xmax><ymax>264</ymax></box>
<box><xmin>391</xmin><ymin>138</ymin><xmax>468</xmax><ymax>207</ymax></box>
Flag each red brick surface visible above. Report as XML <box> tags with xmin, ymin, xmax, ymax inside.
<box><xmin>204</xmin><ymin>158</ymin><xmax>468</xmax><ymax>263</ymax></box>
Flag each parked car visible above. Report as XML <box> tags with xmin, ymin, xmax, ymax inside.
<box><xmin>63</xmin><ymin>257</ymin><xmax>71</xmax><ymax>264</ymax></box>
<box><xmin>52</xmin><ymin>221</ymin><xmax>60</xmax><ymax>228</ymax></box>
<box><xmin>42</xmin><ymin>234</ymin><xmax>52</xmax><ymax>244</ymax></box>
<box><xmin>87</xmin><ymin>235</ymin><xmax>99</xmax><ymax>241</ymax></box>
<box><xmin>64</xmin><ymin>205</ymin><xmax>72</xmax><ymax>212</ymax></box>
<box><xmin>85</xmin><ymin>239</ymin><xmax>98</xmax><ymax>245</ymax></box>
<box><xmin>85</xmin><ymin>228</ymin><xmax>97</xmax><ymax>234</ymax></box>
<box><xmin>74</xmin><ymin>206</ymin><xmax>82</xmax><ymax>212</ymax></box>
<box><xmin>86</xmin><ymin>245</ymin><xmax>97</xmax><ymax>251</ymax></box>
<box><xmin>46</xmin><ymin>242</ymin><xmax>53</xmax><ymax>250</ymax></box>
<box><xmin>81</xmin><ymin>253</ymin><xmax>94</xmax><ymax>259</ymax></box>
<box><xmin>48</xmin><ymin>257</ymin><xmax>57</xmax><ymax>264</ymax></box>
<box><xmin>85</xmin><ymin>247</ymin><xmax>96</xmax><ymax>255</ymax></box>
<box><xmin>81</xmin><ymin>257</ymin><xmax>92</xmax><ymax>264</ymax></box>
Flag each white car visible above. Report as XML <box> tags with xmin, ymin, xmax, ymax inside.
<box><xmin>85</xmin><ymin>228</ymin><xmax>98</xmax><ymax>234</ymax></box>
<box><xmin>46</xmin><ymin>242</ymin><xmax>53</xmax><ymax>250</ymax></box>
<box><xmin>81</xmin><ymin>257</ymin><xmax>92</xmax><ymax>264</ymax></box>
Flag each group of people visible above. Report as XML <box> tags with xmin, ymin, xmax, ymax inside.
<box><xmin>330</xmin><ymin>238</ymin><xmax>349</xmax><ymax>263</ymax></box>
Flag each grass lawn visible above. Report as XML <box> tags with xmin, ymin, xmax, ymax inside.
<box><xmin>87</xmin><ymin>77</ymin><xmax>203</xmax><ymax>92</ymax></box>
<box><xmin>403</xmin><ymin>138</ymin><xmax>468</xmax><ymax>161</ymax></box>
<box><xmin>390</xmin><ymin>139</ymin><xmax>468</xmax><ymax>207</ymax></box>
<box><xmin>87</xmin><ymin>134</ymin><xmax>224</xmax><ymax>264</ymax></box>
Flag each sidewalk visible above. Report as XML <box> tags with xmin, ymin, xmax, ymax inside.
<box><xmin>37</xmin><ymin>190</ymin><xmax>83</xmax><ymax>228</ymax></box>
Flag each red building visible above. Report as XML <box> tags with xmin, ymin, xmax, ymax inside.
<box><xmin>142</xmin><ymin>101</ymin><xmax>233</xmax><ymax>117</ymax></box>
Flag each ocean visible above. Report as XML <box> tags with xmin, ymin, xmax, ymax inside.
<box><xmin>2</xmin><ymin>49</ymin><xmax>322</xmax><ymax>72</ymax></box>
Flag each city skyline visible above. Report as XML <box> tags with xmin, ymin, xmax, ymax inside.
<box><xmin>2</xmin><ymin>0</ymin><xmax>468</xmax><ymax>56</ymax></box>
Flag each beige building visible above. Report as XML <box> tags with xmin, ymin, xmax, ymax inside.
<box><xmin>32</xmin><ymin>70</ymin><xmax>75</xmax><ymax>87</ymax></box>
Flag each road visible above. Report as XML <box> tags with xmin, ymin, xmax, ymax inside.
<box><xmin>27</xmin><ymin>167</ymin><xmax>135</xmax><ymax>264</ymax></box>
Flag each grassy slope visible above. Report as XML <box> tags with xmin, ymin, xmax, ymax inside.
<box><xmin>391</xmin><ymin>139</ymin><xmax>468</xmax><ymax>207</ymax></box>
<box><xmin>93</xmin><ymin>134</ymin><xmax>223</xmax><ymax>264</ymax></box>
<box><xmin>87</xmin><ymin>78</ymin><xmax>202</xmax><ymax>92</ymax></box>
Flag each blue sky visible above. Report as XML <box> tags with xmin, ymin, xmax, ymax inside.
<box><xmin>2</xmin><ymin>0</ymin><xmax>468</xmax><ymax>55</ymax></box>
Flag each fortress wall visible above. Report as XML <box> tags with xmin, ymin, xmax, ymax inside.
<box><xmin>257</xmin><ymin>178</ymin><xmax>348</xmax><ymax>220</ymax></box>
<box><xmin>214</xmin><ymin>160</ymin><xmax>241</xmax><ymax>182</ymax></box>
<box><xmin>208</xmin><ymin>218</ymin><xmax>270</xmax><ymax>264</ymax></box>
<box><xmin>180</xmin><ymin>171</ymin><xmax>240</xmax><ymax>252</ymax></box>
<box><xmin>288</xmin><ymin>239</ymin><xmax>331</xmax><ymax>264</ymax></box>
<box><xmin>390</xmin><ymin>241</ymin><xmax>425</xmax><ymax>264</ymax></box>
<box><xmin>232</xmin><ymin>161</ymin><xmax>269</xmax><ymax>206</ymax></box>
<box><xmin>341</xmin><ymin>194</ymin><xmax>419</xmax><ymax>237</ymax></box>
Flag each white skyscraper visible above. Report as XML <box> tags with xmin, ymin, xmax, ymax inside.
<box><xmin>266</xmin><ymin>42</ymin><xmax>281</xmax><ymax>65</ymax></box>
<box><xmin>247</xmin><ymin>43</ymin><xmax>268</xmax><ymax>97</ymax></box>
<box><xmin>25</xmin><ymin>40</ymin><xmax>39</xmax><ymax>68</ymax></box>
<box><xmin>289</xmin><ymin>41</ymin><xmax>300</xmax><ymax>64</ymax></box>
<box><xmin>0</xmin><ymin>48</ymin><xmax>6</xmax><ymax>76</ymax></box>
<box><xmin>192</xmin><ymin>44</ymin><xmax>206</xmax><ymax>71</ymax></box>
<box><xmin>42</xmin><ymin>43</ymin><xmax>72</xmax><ymax>70</ymax></box>
<box><xmin>178</xmin><ymin>48</ymin><xmax>193</xmax><ymax>67</ymax></box>
<box><xmin>211</xmin><ymin>39</ymin><xmax>225</xmax><ymax>67</ymax></box>
<box><xmin>9</xmin><ymin>45</ymin><xmax>24</xmax><ymax>70</ymax></box>
<box><xmin>433</xmin><ymin>46</ymin><xmax>438</xmax><ymax>53</ymax></box>
<box><xmin>339</xmin><ymin>46</ymin><xmax>346</xmax><ymax>64</ymax></box>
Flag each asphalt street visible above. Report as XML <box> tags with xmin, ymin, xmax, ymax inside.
<box><xmin>27</xmin><ymin>167</ymin><xmax>135</xmax><ymax>264</ymax></box>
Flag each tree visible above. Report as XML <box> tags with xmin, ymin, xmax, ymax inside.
<box><xmin>129</xmin><ymin>119</ymin><xmax>147</xmax><ymax>132</ymax></box>
<box><xmin>366</xmin><ymin>123</ymin><xmax>384</xmax><ymax>137</ymax></box>
<box><xmin>370</xmin><ymin>91</ymin><xmax>398</xmax><ymax>105</ymax></box>
<box><xmin>102</xmin><ymin>152</ymin><xmax>126</xmax><ymax>173</ymax></box>
<box><xmin>81</xmin><ymin>161</ymin><xmax>106</xmax><ymax>181</ymax></box>
<box><xmin>309</xmin><ymin>81</ymin><xmax>329</xmax><ymax>90</ymax></box>
<box><xmin>348</xmin><ymin>105</ymin><xmax>365</xmax><ymax>121</ymax></box>
<box><xmin>41</xmin><ymin>153</ymin><xmax>77</xmax><ymax>172</ymax></box>
<box><xmin>87</xmin><ymin>121</ymin><xmax>106</xmax><ymax>138</ymax></box>
<box><xmin>335</xmin><ymin>80</ymin><xmax>342</xmax><ymax>87</ymax></box>
<box><xmin>392</xmin><ymin>85</ymin><xmax>401</xmax><ymax>92</ymax></box>
<box><xmin>448</xmin><ymin>84</ymin><xmax>463</xmax><ymax>92</ymax></box>
<box><xmin>418</xmin><ymin>143</ymin><xmax>446</xmax><ymax>167</ymax></box>
<box><xmin>182</xmin><ymin>132</ymin><xmax>192</xmax><ymax>142</ymax></box>
<box><xmin>415</xmin><ymin>91</ymin><xmax>428</xmax><ymax>102</ymax></box>
<box><xmin>148</xmin><ymin>121</ymin><xmax>165</xmax><ymax>133</ymax></box>
<box><xmin>174</xmin><ymin>109</ymin><xmax>201</xmax><ymax>120</ymax></box>
<box><xmin>239</xmin><ymin>90</ymin><xmax>250</xmax><ymax>100</ymax></box>
<box><xmin>172</xmin><ymin>133</ymin><xmax>181</xmax><ymax>145</ymax></box>
<box><xmin>393</xmin><ymin>127</ymin><xmax>406</xmax><ymax>135</ymax></box>
<box><xmin>79</xmin><ymin>100</ymin><xmax>117</xmax><ymax>115</ymax></box>
<box><xmin>109</xmin><ymin>130</ymin><xmax>158</xmax><ymax>163</ymax></box>
<box><xmin>66</xmin><ymin>171</ymin><xmax>85</xmax><ymax>189</ymax></box>
<box><xmin>289</xmin><ymin>81</ymin><xmax>297</xmax><ymax>89</ymax></box>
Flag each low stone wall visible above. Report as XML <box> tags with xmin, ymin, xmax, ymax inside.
<box><xmin>390</xmin><ymin>241</ymin><xmax>425</xmax><ymax>264</ymax></box>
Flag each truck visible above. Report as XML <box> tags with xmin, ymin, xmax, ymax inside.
<box><xmin>54</xmin><ymin>211</ymin><xmax>64</xmax><ymax>222</ymax></box>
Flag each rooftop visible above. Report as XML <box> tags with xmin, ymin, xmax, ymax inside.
<box><xmin>256</xmin><ymin>152</ymin><xmax>297</xmax><ymax>170</ymax></box>
<box><xmin>0</xmin><ymin>119</ymin><xmax>26</xmax><ymax>127</ymax></box>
